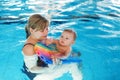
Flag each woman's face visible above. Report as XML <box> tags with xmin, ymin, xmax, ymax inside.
<box><xmin>30</xmin><ymin>27</ymin><xmax>48</xmax><ymax>40</ymax></box>
<box><xmin>41</xmin><ymin>27</ymin><xmax>48</xmax><ymax>39</ymax></box>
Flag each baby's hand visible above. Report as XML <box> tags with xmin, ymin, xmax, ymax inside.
<box><xmin>45</xmin><ymin>38</ymin><xmax>53</xmax><ymax>46</ymax></box>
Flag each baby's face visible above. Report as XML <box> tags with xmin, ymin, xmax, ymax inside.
<box><xmin>59</xmin><ymin>31</ymin><xmax>74</xmax><ymax>46</ymax></box>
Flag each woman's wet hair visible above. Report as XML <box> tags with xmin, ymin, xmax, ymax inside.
<box><xmin>25</xmin><ymin>14</ymin><xmax>49</xmax><ymax>38</ymax></box>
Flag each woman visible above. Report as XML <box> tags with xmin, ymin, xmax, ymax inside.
<box><xmin>22</xmin><ymin>14</ymin><xmax>82</xmax><ymax>80</ymax></box>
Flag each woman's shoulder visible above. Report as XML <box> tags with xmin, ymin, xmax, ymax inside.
<box><xmin>22</xmin><ymin>43</ymin><xmax>35</xmax><ymax>56</ymax></box>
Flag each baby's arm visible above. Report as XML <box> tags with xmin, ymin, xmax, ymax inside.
<box><xmin>45</xmin><ymin>38</ymin><xmax>58</xmax><ymax>46</ymax></box>
<box><xmin>59</xmin><ymin>47</ymin><xmax>71</xmax><ymax>59</ymax></box>
<box><xmin>51</xmin><ymin>48</ymin><xmax>71</xmax><ymax>65</ymax></box>
<box><xmin>52</xmin><ymin>47</ymin><xmax>71</xmax><ymax>59</ymax></box>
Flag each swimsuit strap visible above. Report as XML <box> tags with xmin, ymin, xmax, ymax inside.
<box><xmin>23</xmin><ymin>43</ymin><xmax>35</xmax><ymax>48</ymax></box>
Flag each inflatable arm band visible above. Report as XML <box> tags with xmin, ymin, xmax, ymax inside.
<box><xmin>34</xmin><ymin>42</ymin><xmax>82</xmax><ymax>64</ymax></box>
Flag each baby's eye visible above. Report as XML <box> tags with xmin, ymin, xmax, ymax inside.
<box><xmin>61</xmin><ymin>36</ymin><xmax>63</xmax><ymax>38</ymax></box>
<box><xmin>66</xmin><ymin>38</ymin><xmax>69</xmax><ymax>39</ymax></box>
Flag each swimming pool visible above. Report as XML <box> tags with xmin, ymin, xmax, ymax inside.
<box><xmin>0</xmin><ymin>0</ymin><xmax>120</xmax><ymax>80</ymax></box>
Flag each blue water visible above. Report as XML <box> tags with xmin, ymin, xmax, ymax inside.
<box><xmin>0</xmin><ymin>0</ymin><xmax>120</xmax><ymax>80</ymax></box>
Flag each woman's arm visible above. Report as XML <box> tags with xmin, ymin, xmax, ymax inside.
<box><xmin>23</xmin><ymin>44</ymin><xmax>51</xmax><ymax>73</ymax></box>
<box><xmin>22</xmin><ymin>45</ymin><xmax>37</xmax><ymax>70</ymax></box>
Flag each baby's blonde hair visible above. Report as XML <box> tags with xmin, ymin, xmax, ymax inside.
<box><xmin>25</xmin><ymin>14</ymin><xmax>49</xmax><ymax>38</ymax></box>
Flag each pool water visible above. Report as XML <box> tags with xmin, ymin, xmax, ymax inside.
<box><xmin>0</xmin><ymin>0</ymin><xmax>120</xmax><ymax>80</ymax></box>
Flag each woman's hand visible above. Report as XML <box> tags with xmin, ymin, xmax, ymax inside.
<box><xmin>51</xmin><ymin>53</ymin><xmax>61</xmax><ymax>65</ymax></box>
<box><xmin>52</xmin><ymin>57</ymin><xmax>61</xmax><ymax>65</ymax></box>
